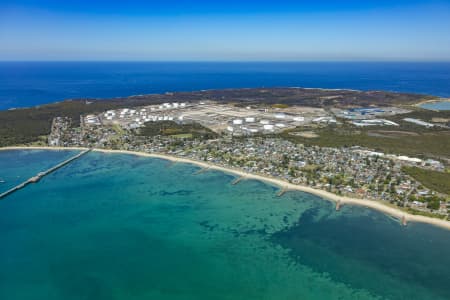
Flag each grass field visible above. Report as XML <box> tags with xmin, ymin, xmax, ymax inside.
<box><xmin>171</xmin><ymin>133</ymin><xmax>193</xmax><ymax>139</ymax></box>
<box><xmin>138</xmin><ymin>121</ymin><xmax>217</xmax><ymax>139</ymax></box>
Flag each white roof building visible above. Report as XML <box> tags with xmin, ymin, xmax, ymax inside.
<box><xmin>397</xmin><ymin>156</ymin><xmax>422</xmax><ymax>163</ymax></box>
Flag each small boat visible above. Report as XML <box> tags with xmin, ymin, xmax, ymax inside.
<box><xmin>0</xmin><ymin>180</ymin><xmax>5</xmax><ymax>184</ymax></box>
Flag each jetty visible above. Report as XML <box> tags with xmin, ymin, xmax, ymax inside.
<box><xmin>231</xmin><ymin>175</ymin><xmax>245</xmax><ymax>185</ymax></box>
<box><xmin>0</xmin><ymin>149</ymin><xmax>91</xmax><ymax>200</ymax></box>
<box><xmin>401</xmin><ymin>215</ymin><xmax>408</xmax><ymax>226</ymax></box>
<box><xmin>277</xmin><ymin>186</ymin><xmax>288</xmax><ymax>197</ymax></box>
<box><xmin>336</xmin><ymin>200</ymin><xmax>342</xmax><ymax>211</ymax></box>
<box><xmin>193</xmin><ymin>167</ymin><xmax>209</xmax><ymax>175</ymax></box>
<box><xmin>167</xmin><ymin>161</ymin><xmax>177</xmax><ymax>168</ymax></box>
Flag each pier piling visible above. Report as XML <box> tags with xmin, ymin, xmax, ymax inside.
<box><xmin>336</xmin><ymin>200</ymin><xmax>342</xmax><ymax>211</ymax></box>
<box><xmin>231</xmin><ymin>176</ymin><xmax>245</xmax><ymax>185</ymax></box>
<box><xmin>277</xmin><ymin>186</ymin><xmax>288</xmax><ymax>197</ymax></box>
<box><xmin>401</xmin><ymin>215</ymin><xmax>408</xmax><ymax>226</ymax></box>
<box><xmin>167</xmin><ymin>161</ymin><xmax>177</xmax><ymax>168</ymax></box>
<box><xmin>193</xmin><ymin>167</ymin><xmax>209</xmax><ymax>175</ymax></box>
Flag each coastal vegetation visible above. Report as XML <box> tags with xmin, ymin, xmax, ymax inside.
<box><xmin>406</xmin><ymin>208</ymin><xmax>448</xmax><ymax>219</ymax></box>
<box><xmin>386</xmin><ymin>108</ymin><xmax>450</xmax><ymax>130</ymax></box>
<box><xmin>138</xmin><ymin>121</ymin><xmax>218</xmax><ymax>139</ymax></box>
<box><xmin>0</xmin><ymin>100</ymin><xmax>134</xmax><ymax>147</ymax></box>
<box><xmin>271</xmin><ymin>103</ymin><xmax>290</xmax><ymax>109</ymax></box>
<box><xmin>403</xmin><ymin>166</ymin><xmax>450</xmax><ymax>195</ymax></box>
<box><xmin>281</xmin><ymin>126</ymin><xmax>450</xmax><ymax>161</ymax></box>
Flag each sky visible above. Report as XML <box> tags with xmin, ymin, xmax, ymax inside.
<box><xmin>1</xmin><ymin>0</ymin><xmax>450</xmax><ymax>61</ymax></box>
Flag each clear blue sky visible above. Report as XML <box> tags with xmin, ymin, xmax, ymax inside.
<box><xmin>1</xmin><ymin>0</ymin><xmax>450</xmax><ymax>61</ymax></box>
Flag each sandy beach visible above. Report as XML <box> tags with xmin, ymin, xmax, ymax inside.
<box><xmin>2</xmin><ymin>146</ymin><xmax>450</xmax><ymax>231</ymax></box>
<box><xmin>414</xmin><ymin>98</ymin><xmax>450</xmax><ymax>108</ymax></box>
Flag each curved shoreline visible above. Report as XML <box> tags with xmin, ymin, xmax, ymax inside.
<box><xmin>414</xmin><ymin>98</ymin><xmax>450</xmax><ymax>109</ymax></box>
<box><xmin>2</xmin><ymin>146</ymin><xmax>450</xmax><ymax>231</ymax></box>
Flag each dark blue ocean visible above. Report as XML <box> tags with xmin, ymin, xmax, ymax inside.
<box><xmin>1</xmin><ymin>62</ymin><xmax>450</xmax><ymax>110</ymax></box>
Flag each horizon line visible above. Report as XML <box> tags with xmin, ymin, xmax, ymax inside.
<box><xmin>2</xmin><ymin>60</ymin><xmax>450</xmax><ymax>63</ymax></box>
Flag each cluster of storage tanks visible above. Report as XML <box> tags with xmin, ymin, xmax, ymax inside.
<box><xmin>84</xmin><ymin>114</ymin><xmax>101</xmax><ymax>125</ymax></box>
<box><xmin>158</xmin><ymin>102</ymin><xmax>187</xmax><ymax>110</ymax></box>
<box><xmin>227</xmin><ymin>113</ymin><xmax>305</xmax><ymax>134</ymax></box>
<box><xmin>101</xmin><ymin>103</ymin><xmax>189</xmax><ymax>128</ymax></box>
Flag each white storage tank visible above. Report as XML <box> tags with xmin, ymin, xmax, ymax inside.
<box><xmin>293</xmin><ymin>116</ymin><xmax>305</xmax><ymax>122</ymax></box>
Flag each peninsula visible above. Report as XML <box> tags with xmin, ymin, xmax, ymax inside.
<box><xmin>1</xmin><ymin>88</ymin><xmax>449</xmax><ymax>227</ymax></box>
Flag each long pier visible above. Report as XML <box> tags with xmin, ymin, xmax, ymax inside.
<box><xmin>0</xmin><ymin>149</ymin><xmax>91</xmax><ymax>200</ymax></box>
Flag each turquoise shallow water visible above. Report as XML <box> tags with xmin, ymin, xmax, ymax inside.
<box><xmin>0</xmin><ymin>150</ymin><xmax>449</xmax><ymax>300</ymax></box>
<box><xmin>420</xmin><ymin>101</ymin><xmax>450</xmax><ymax>111</ymax></box>
<box><xmin>0</xmin><ymin>149</ymin><xmax>79</xmax><ymax>193</ymax></box>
